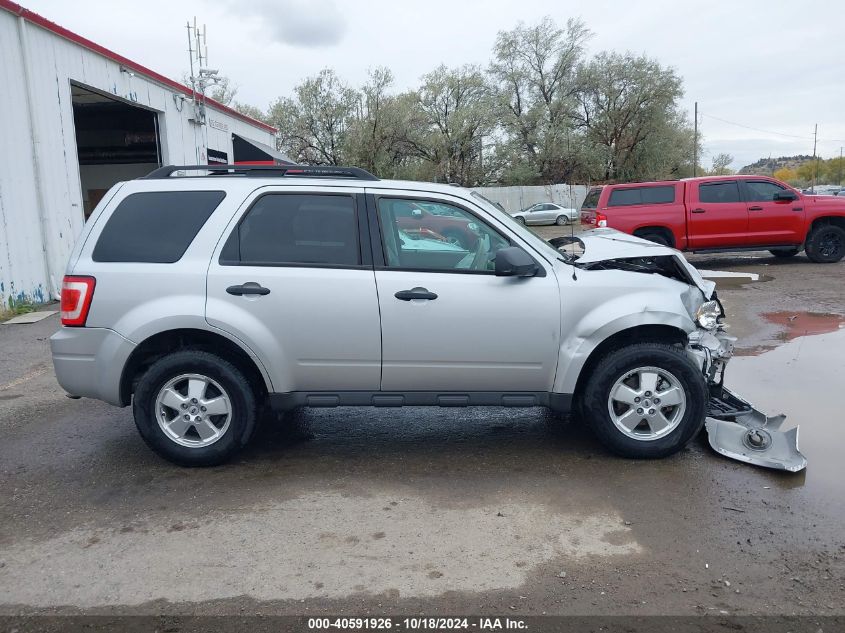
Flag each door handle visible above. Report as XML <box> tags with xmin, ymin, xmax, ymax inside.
<box><xmin>394</xmin><ymin>287</ymin><xmax>438</xmax><ymax>301</ymax></box>
<box><xmin>748</xmin><ymin>206</ymin><xmax>764</xmax><ymax>211</ymax></box>
<box><xmin>691</xmin><ymin>208</ymin><xmax>706</xmax><ymax>214</ymax></box>
<box><xmin>792</xmin><ymin>206</ymin><xmax>803</xmax><ymax>211</ymax></box>
<box><xmin>226</xmin><ymin>282</ymin><xmax>270</xmax><ymax>296</ymax></box>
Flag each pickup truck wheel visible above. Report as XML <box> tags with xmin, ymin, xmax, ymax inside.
<box><xmin>805</xmin><ymin>225</ymin><xmax>845</xmax><ymax>263</ymax></box>
<box><xmin>132</xmin><ymin>350</ymin><xmax>258</xmax><ymax>466</ymax></box>
<box><xmin>555</xmin><ymin>215</ymin><xmax>569</xmax><ymax>226</ymax></box>
<box><xmin>769</xmin><ymin>248</ymin><xmax>800</xmax><ymax>258</ymax></box>
<box><xmin>582</xmin><ymin>343</ymin><xmax>707</xmax><ymax>459</ymax></box>
<box><xmin>637</xmin><ymin>231</ymin><xmax>671</xmax><ymax>247</ymax></box>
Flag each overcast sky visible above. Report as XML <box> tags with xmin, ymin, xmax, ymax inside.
<box><xmin>22</xmin><ymin>0</ymin><xmax>845</xmax><ymax>169</ymax></box>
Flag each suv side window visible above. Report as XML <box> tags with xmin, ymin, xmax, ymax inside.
<box><xmin>377</xmin><ymin>197</ymin><xmax>509</xmax><ymax>273</ymax></box>
<box><xmin>699</xmin><ymin>181</ymin><xmax>741</xmax><ymax>203</ymax></box>
<box><xmin>220</xmin><ymin>194</ymin><xmax>359</xmax><ymax>267</ymax></box>
<box><xmin>608</xmin><ymin>185</ymin><xmax>675</xmax><ymax>207</ymax></box>
<box><xmin>744</xmin><ymin>180</ymin><xmax>786</xmax><ymax>201</ymax></box>
<box><xmin>608</xmin><ymin>188</ymin><xmax>642</xmax><ymax>207</ymax></box>
<box><xmin>92</xmin><ymin>191</ymin><xmax>226</xmax><ymax>263</ymax></box>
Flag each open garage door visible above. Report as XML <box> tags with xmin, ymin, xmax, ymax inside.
<box><xmin>71</xmin><ymin>84</ymin><xmax>161</xmax><ymax>219</ymax></box>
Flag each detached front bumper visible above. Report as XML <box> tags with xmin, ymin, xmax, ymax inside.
<box><xmin>687</xmin><ymin>328</ymin><xmax>807</xmax><ymax>472</ymax></box>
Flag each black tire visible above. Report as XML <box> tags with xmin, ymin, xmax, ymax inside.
<box><xmin>805</xmin><ymin>225</ymin><xmax>845</xmax><ymax>263</ymax></box>
<box><xmin>769</xmin><ymin>247</ymin><xmax>800</xmax><ymax>258</ymax></box>
<box><xmin>132</xmin><ymin>350</ymin><xmax>258</xmax><ymax>466</ymax></box>
<box><xmin>555</xmin><ymin>215</ymin><xmax>569</xmax><ymax>226</ymax></box>
<box><xmin>516</xmin><ymin>216</ymin><xmax>526</xmax><ymax>225</ymax></box>
<box><xmin>581</xmin><ymin>343</ymin><xmax>707</xmax><ymax>459</ymax></box>
<box><xmin>637</xmin><ymin>231</ymin><xmax>671</xmax><ymax>247</ymax></box>
<box><xmin>442</xmin><ymin>228</ymin><xmax>470</xmax><ymax>249</ymax></box>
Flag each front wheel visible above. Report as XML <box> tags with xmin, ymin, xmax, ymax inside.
<box><xmin>581</xmin><ymin>343</ymin><xmax>707</xmax><ymax>459</ymax></box>
<box><xmin>516</xmin><ymin>216</ymin><xmax>526</xmax><ymax>225</ymax></box>
<box><xmin>555</xmin><ymin>215</ymin><xmax>569</xmax><ymax>226</ymax></box>
<box><xmin>805</xmin><ymin>225</ymin><xmax>845</xmax><ymax>263</ymax></box>
<box><xmin>132</xmin><ymin>350</ymin><xmax>258</xmax><ymax>466</ymax></box>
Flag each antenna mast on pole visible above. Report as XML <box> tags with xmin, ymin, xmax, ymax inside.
<box><xmin>693</xmin><ymin>101</ymin><xmax>698</xmax><ymax>177</ymax></box>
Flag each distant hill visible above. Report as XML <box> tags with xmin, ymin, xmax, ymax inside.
<box><xmin>738</xmin><ymin>155</ymin><xmax>814</xmax><ymax>175</ymax></box>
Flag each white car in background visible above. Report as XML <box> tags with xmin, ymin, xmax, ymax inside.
<box><xmin>512</xmin><ymin>202</ymin><xmax>578</xmax><ymax>226</ymax></box>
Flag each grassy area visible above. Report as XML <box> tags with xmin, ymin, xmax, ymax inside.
<box><xmin>0</xmin><ymin>298</ymin><xmax>38</xmax><ymax>322</ymax></box>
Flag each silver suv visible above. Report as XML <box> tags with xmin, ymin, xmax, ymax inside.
<box><xmin>50</xmin><ymin>165</ymin><xmax>804</xmax><ymax>470</ymax></box>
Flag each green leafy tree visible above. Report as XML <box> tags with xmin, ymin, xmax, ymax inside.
<box><xmin>489</xmin><ymin>17</ymin><xmax>591</xmax><ymax>184</ymax></box>
<box><xmin>574</xmin><ymin>52</ymin><xmax>690</xmax><ymax>181</ymax></box>
<box><xmin>411</xmin><ymin>64</ymin><xmax>495</xmax><ymax>186</ymax></box>
<box><xmin>269</xmin><ymin>69</ymin><xmax>359</xmax><ymax>165</ymax></box>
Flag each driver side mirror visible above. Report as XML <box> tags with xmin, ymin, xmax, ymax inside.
<box><xmin>773</xmin><ymin>190</ymin><xmax>798</xmax><ymax>202</ymax></box>
<box><xmin>495</xmin><ymin>247</ymin><xmax>538</xmax><ymax>277</ymax></box>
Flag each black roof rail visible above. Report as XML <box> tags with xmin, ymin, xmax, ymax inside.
<box><xmin>142</xmin><ymin>164</ymin><xmax>380</xmax><ymax>181</ymax></box>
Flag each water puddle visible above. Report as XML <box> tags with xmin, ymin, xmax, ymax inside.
<box><xmin>725</xmin><ymin>327</ymin><xmax>845</xmax><ymax>500</ymax></box>
<box><xmin>736</xmin><ymin>311</ymin><xmax>845</xmax><ymax>356</ymax></box>
<box><xmin>762</xmin><ymin>311</ymin><xmax>845</xmax><ymax>342</ymax></box>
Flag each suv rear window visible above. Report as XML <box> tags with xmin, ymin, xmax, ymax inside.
<box><xmin>221</xmin><ymin>194</ymin><xmax>359</xmax><ymax>266</ymax></box>
<box><xmin>92</xmin><ymin>191</ymin><xmax>225</xmax><ymax>263</ymax></box>
<box><xmin>581</xmin><ymin>189</ymin><xmax>601</xmax><ymax>210</ymax></box>
<box><xmin>608</xmin><ymin>185</ymin><xmax>675</xmax><ymax>207</ymax></box>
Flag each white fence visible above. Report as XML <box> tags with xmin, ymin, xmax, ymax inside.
<box><xmin>471</xmin><ymin>184</ymin><xmax>590</xmax><ymax>213</ymax></box>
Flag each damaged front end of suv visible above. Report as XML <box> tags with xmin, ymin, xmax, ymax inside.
<box><xmin>556</xmin><ymin>229</ymin><xmax>806</xmax><ymax>472</ymax></box>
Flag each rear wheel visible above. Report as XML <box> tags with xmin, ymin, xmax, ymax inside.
<box><xmin>555</xmin><ymin>215</ymin><xmax>569</xmax><ymax>226</ymax></box>
<box><xmin>132</xmin><ymin>350</ymin><xmax>258</xmax><ymax>466</ymax></box>
<box><xmin>769</xmin><ymin>247</ymin><xmax>800</xmax><ymax>258</ymax></box>
<box><xmin>805</xmin><ymin>225</ymin><xmax>845</xmax><ymax>263</ymax></box>
<box><xmin>581</xmin><ymin>343</ymin><xmax>707</xmax><ymax>459</ymax></box>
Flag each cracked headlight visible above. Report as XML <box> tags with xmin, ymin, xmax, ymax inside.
<box><xmin>695</xmin><ymin>300</ymin><xmax>720</xmax><ymax>330</ymax></box>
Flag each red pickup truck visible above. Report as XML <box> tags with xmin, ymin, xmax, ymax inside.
<box><xmin>580</xmin><ymin>176</ymin><xmax>845</xmax><ymax>263</ymax></box>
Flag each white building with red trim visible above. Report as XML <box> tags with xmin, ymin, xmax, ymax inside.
<box><xmin>0</xmin><ymin>1</ymin><xmax>280</xmax><ymax>307</ymax></box>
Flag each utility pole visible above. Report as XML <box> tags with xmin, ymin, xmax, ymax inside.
<box><xmin>840</xmin><ymin>146</ymin><xmax>843</xmax><ymax>187</ymax></box>
<box><xmin>811</xmin><ymin>123</ymin><xmax>818</xmax><ymax>193</ymax></box>
<box><xmin>693</xmin><ymin>101</ymin><xmax>698</xmax><ymax>177</ymax></box>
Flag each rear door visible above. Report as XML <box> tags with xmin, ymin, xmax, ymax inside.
<box><xmin>741</xmin><ymin>179</ymin><xmax>805</xmax><ymax>245</ymax></box>
<box><xmin>686</xmin><ymin>180</ymin><xmax>749</xmax><ymax>249</ymax></box>
<box><xmin>206</xmin><ymin>186</ymin><xmax>382</xmax><ymax>393</ymax></box>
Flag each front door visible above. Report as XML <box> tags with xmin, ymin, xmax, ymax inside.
<box><xmin>206</xmin><ymin>187</ymin><xmax>382</xmax><ymax>393</ymax></box>
<box><xmin>741</xmin><ymin>179</ymin><xmax>805</xmax><ymax>245</ymax></box>
<box><xmin>686</xmin><ymin>180</ymin><xmax>749</xmax><ymax>249</ymax></box>
<box><xmin>369</xmin><ymin>191</ymin><xmax>561</xmax><ymax>392</ymax></box>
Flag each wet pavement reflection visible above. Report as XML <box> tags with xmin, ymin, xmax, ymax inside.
<box><xmin>723</xmin><ymin>327</ymin><xmax>845</xmax><ymax>502</ymax></box>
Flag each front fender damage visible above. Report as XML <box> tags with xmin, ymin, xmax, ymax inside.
<box><xmin>687</xmin><ymin>329</ymin><xmax>807</xmax><ymax>472</ymax></box>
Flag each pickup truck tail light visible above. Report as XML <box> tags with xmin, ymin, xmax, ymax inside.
<box><xmin>596</xmin><ymin>212</ymin><xmax>608</xmax><ymax>228</ymax></box>
<box><xmin>61</xmin><ymin>276</ymin><xmax>96</xmax><ymax>326</ymax></box>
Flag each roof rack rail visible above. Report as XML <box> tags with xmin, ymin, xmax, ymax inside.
<box><xmin>142</xmin><ymin>164</ymin><xmax>380</xmax><ymax>181</ymax></box>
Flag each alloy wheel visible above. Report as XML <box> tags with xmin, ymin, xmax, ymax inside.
<box><xmin>607</xmin><ymin>366</ymin><xmax>687</xmax><ymax>441</ymax></box>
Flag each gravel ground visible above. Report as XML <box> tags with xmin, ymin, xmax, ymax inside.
<box><xmin>0</xmin><ymin>240</ymin><xmax>843</xmax><ymax>622</ymax></box>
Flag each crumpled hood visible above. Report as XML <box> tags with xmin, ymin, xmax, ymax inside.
<box><xmin>575</xmin><ymin>228</ymin><xmax>716</xmax><ymax>298</ymax></box>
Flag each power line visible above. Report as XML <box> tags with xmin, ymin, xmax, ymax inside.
<box><xmin>699</xmin><ymin>113</ymin><xmax>813</xmax><ymax>141</ymax></box>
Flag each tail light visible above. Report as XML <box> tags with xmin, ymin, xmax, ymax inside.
<box><xmin>61</xmin><ymin>276</ymin><xmax>96</xmax><ymax>326</ymax></box>
<box><xmin>596</xmin><ymin>212</ymin><xmax>608</xmax><ymax>228</ymax></box>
